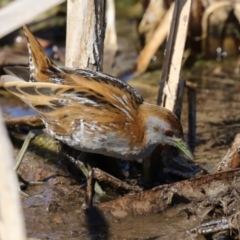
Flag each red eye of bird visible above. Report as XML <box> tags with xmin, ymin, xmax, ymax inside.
<box><xmin>164</xmin><ymin>129</ymin><xmax>174</xmax><ymax>137</ymax></box>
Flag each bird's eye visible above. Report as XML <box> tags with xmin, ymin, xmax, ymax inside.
<box><xmin>164</xmin><ymin>129</ymin><xmax>174</xmax><ymax>137</ymax></box>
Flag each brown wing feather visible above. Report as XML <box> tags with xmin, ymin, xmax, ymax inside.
<box><xmin>1</xmin><ymin>75</ymin><xmax>139</xmax><ymax>136</ymax></box>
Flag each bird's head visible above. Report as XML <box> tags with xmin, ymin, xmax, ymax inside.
<box><xmin>141</xmin><ymin>103</ymin><xmax>193</xmax><ymax>160</ymax></box>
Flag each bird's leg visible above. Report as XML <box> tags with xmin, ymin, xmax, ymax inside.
<box><xmin>63</xmin><ymin>151</ymin><xmax>105</xmax><ymax>197</ymax></box>
<box><xmin>141</xmin><ymin>156</ymin><xmax>153</xmax><ymax>188</ymax></box>
<box><xmin>85</xmin><ymin>165</ymin><xmax>96</xmax><ymax>207</ymax></box>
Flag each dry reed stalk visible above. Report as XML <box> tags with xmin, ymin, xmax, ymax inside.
<box><xmin>157</xmin><ymin>0</ymin><xmax>192</xmax><ymax>113</ymax></box>
<box><xmin>65</xmin><ymin>0</ymin><xmax>106</xmax><ymax>70</ymax></box>
<box><xmin>103</xmin><ymin>0</ymin><xmax>118</xmax><ymax>73</ymax></box>
<box><xmin>0</xmin><ymin>107</ymin><xmax>26</xmax><ymax>240</ymax></box>
<box><xmin>0</xmin><ymin>0</ymin><xmax>64</xmax><ymax>38</ymax></box>
<box><xmin>201</xmin><ymin>1</ymin><xmax>233</xmax><ymax>56</ymax></box>
<box><xmin>136</xmin><ymin>3</ymin><xmax>174</xmax><ymax>74</ymax></box>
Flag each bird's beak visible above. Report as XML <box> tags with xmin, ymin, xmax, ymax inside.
<box><xmin>174</xmin><ymin>138</ymin><xmax>194</xmax><ymax>160</ymax></box>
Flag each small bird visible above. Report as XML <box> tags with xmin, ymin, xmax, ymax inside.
<box><xmin>1</xmin><ymin>25</ymin><xmax>193</xmax><ymax>161</ymax></box>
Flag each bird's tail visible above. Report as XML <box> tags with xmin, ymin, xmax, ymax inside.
<box><xmin>23</xmin><ymin>25</ymin><xmax>61</xmax><ymax>82</ymax></box>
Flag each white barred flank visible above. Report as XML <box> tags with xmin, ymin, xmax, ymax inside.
<box><xmin>79</xmin><ymin>119</ymin><xmax>85</xmax><ymax>139</ymax></box>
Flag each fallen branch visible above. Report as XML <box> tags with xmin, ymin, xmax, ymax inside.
<box><xmin>98</xmin><ymin>169</ymin><xmax>240</xmax><ymax>218</ymax></box>
<box><xmin>5</xmin><ymin>115</ymin><xmax>42</xmax><ymax>128</ymax></box>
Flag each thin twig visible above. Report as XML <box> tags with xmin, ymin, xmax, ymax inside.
<box><xmin>93</xmin><ymin>167</ymin><xmax>142</xmax><ymax>192</ymax></box>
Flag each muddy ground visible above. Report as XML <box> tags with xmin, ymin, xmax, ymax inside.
<box><xmin>1</xmin><ymin>19</ymin><xmax>240</xmax><ymax>239</ymax></box>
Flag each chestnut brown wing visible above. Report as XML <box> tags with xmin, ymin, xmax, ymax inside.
<box><xmin>1</xmin><ymin>75</ymin><xmax>142</xmax><ymax>136</ymax></box>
